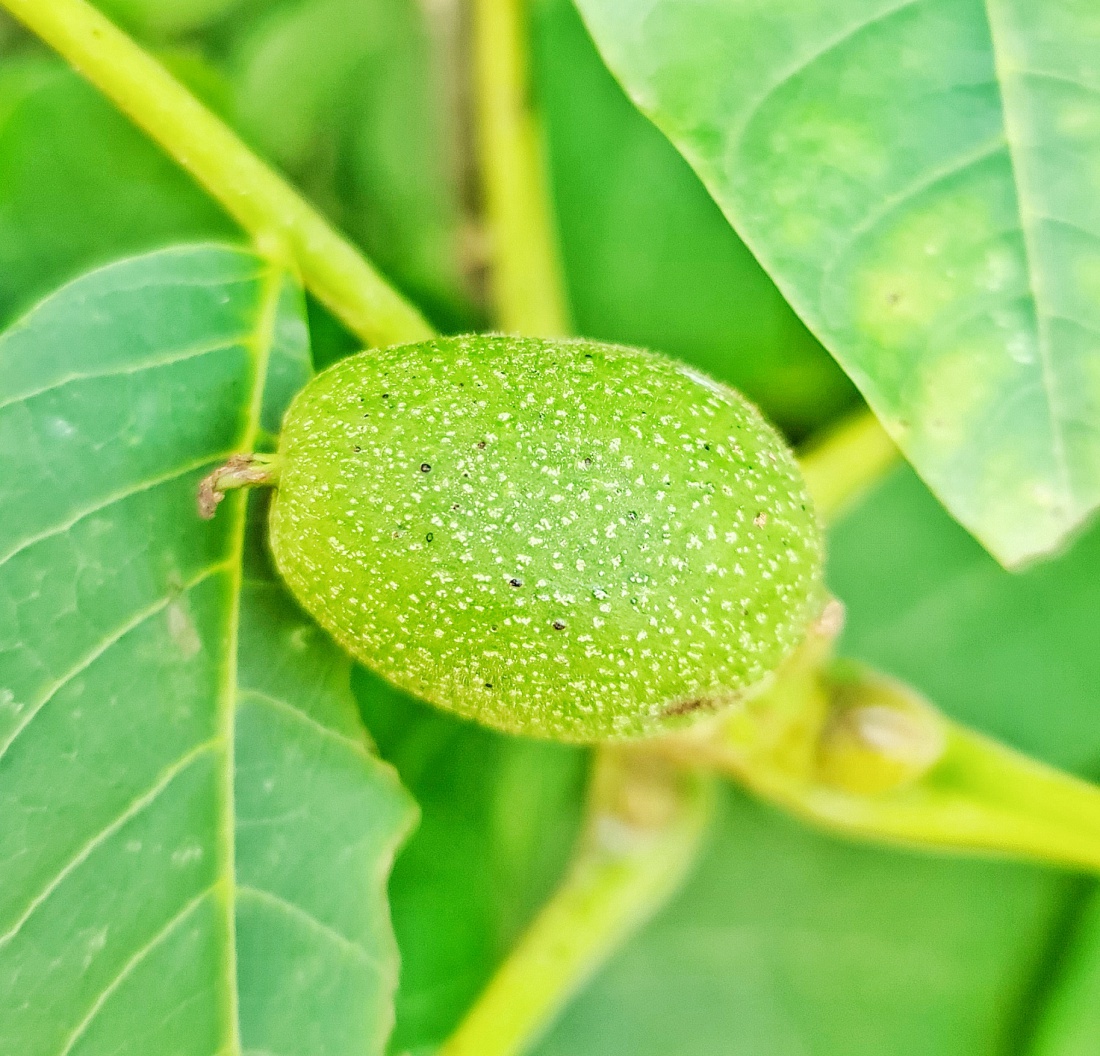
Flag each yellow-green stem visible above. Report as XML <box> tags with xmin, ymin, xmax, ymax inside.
<box><xmin>798</xmin><ymin>407</ymin><xmax>898</xmax><ymax>522</ymax></box>
<box><xmin>438</xmin><ymin>748</ymin><xmax>713</xmax><ymax>1056</ymax></box>
<box><xmin>473</xmin><ymin>0</ymin><xmax>570</xmax><ymax>335</ymax></box>
<box><xmin>0</xmin><ymin>0</ymin><xmax>434</xmax><ymax>348</ymax></box>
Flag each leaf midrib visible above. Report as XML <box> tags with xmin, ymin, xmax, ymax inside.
<box><xmin>217</xmin><ymin>264</ymin><xmax>285</xmax><ymax>1056</ymax></box>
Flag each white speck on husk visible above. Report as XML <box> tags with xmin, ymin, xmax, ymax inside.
<box><xmin>269</xmin><ymin>335</ymin><xmax>824</xmax><ymax>741</ymax></box>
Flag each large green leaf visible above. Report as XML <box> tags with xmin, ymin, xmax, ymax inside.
<box><xmin>574</xmin><ymin>0</ymin><xmax>1100</xmax><ymax>566</ymax></box>
<box><xmin>0</xmin><ymin>245</ymin><xmax>416</xmax><ymax>1053</ymax></box>
<box><xmin>0</xmin><ymin>60</ymin><xmax>235</xmax><ymax>326</ymax></box>
<box><xmin>531</xmin><ymin>0</ymin><xmax>855</xmax><ymax>437</ymax></box>
<box><xmin>528</xmin><ymin>466</ymin><xmax>1100</xmax><ymax>1055</ymax></box>
<box><xmin>354</xmin><ymin>672</ymin><xmax>587</xmax><ymax>1055</ymax></box>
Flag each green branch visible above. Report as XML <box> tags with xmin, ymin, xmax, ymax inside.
<box><xmin>439</xmin><ymin>748</ymin><xmax>714</xmax><ymax>1056</ymax></box>
<box><xmin>473</xmin><ymin>0</ymin><xmax>570</xmax><ymax>335</ymax></box>
<box><xmin>0</xmin><ymin>0</ymin><xmax>434</xmax><ymax>348</ymax></box>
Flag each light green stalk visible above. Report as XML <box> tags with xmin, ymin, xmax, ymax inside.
<box><xmin>799</xmin><ymin>408</ymin><xmax>898</xmax><ymax>521</ymax></box>
<box><xmin>438</xmin><ymin>748</ymin><xmax>713</xmax><ymax>1056</ymax></box>
<box><xmin>0</xmin><ymin>0</ymin><xmax>434</xmax><ymax>348</ymax></box>
<box><xmin>473</xmin><ymin>0</ymin><xmax>570</xmax><ymax>335</ymax></box>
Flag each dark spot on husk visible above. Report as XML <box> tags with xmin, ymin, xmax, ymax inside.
<box><xmin>661</xmin><ymin>697</ymin><xmax>713</xmax><ymax>718</ymax></box>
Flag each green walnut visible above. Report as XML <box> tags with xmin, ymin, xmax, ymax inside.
<box><xmin>251</xmin><ymin>335</ymin><xmax>822</xmax><ymax>740</ymax></box>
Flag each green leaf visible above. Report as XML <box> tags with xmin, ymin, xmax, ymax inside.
<box><xmin>354</xmin><ymin>671</ymin><xmax>587</xmax><ymax>1055</ymax></box>
<box><xmin>531</xmin><ymin>0</ymin><xmax>855</xmax><ymax>437</ymax></box>
<box><xmin>527</xmin><ymin>467</ymin><xmax>1100</xmax><ymax>1054</ymax></box>
<box><xmin>574</xmin><ymin>0</ymin><xmax>1100</xmax><ymax>566</ymax></box>
<box><xmin>1027</xmin><ymin>890</ymin><xmax>1100</xmax><ymax>1056</ymax></box>
<box><xmin>0</xmin><ymin>60</ymin><xmax>236</xmax><ymax>327</ymax></box>
<box><xmin>0</xmin><ymin>245</ymin><xmax>416</xmax><ymax>1054</ymax></box>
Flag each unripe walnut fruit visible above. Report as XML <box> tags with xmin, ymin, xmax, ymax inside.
<box><xmin>269</xmin><ymin>335</ymin><xmax>824</xmax><ymax>741</ymax></box>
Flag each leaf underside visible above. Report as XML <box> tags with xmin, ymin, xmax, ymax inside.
<box><xmin>576</xmin><ymin>0</ymin><xmax>1100</xmax><ymax>567</ymax></box>
<box><xmin>0</xmin><ymin>245</ymin><xmax>415</xmax><ymax>1056</ymax></box>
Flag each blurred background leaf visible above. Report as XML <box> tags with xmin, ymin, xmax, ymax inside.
<box><xmin>94</xmin><ymin>0</ymin><xmax>247</xmax><ymax>37</ymax></box>
<box><xmin>223</xmin><ymin>0</ymin><xmax>479</xmax><ymax>332</ymax></box>
<box><xmin>1028</xmin><ymin>891</ymin><xmax>1100</xmax><ymax>1056</ymax></box>
<box><xmin>0</xmin><ymin>59</ymin><xmax>235</xmax><ymax>325</ymax></box>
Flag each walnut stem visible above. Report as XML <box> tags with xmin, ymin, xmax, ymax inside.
<box><xmin>197</xmin><ymin>453</ymin><xmax>281</xmax><ymax>520</ymax></box>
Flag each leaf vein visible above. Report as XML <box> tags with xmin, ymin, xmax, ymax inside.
<box><xmin>0</xmin><ymin>560</ymin><xmax>231</xmax><ymax>764</ymax></box>
<box><xmin>53</xmin><ymin>885</ymin><xmax>219</xmax><ymax>1056</ymax></box>
<box><xmin>237</xmin><ymin>688</ymin><xmax>370</xmax><ymax>761</ymax></box>
<box><xmin>817</xmin><ymin>136</ymin><xmax>1007</xmax><ymax>302</ymax></box>
<box><xmin>732</xmin><ymin>0</ymin><xmax>923</xmax><ymax>149</ymax></box>
<box><xmin>237</xmin><ymin>885</ymin><xmax>380</xmax><ymax>968</ymax></box>
<box><xmin>1014</xmin><ymin>67</ymin><xmax>1100</xmax><ymax>99</ymax></box>
<box><xmin>1048</xmin><ymin>313</ymin><xmax>1100</xmax><ymax>342</ymax></box>
<box><xmin>1034</xmin><ymin>213</ymin><xmax>1100</xmax><ymax>248</ymax></box>
<box><xmin>0</xmin><ymin>335</ymin><xmax>247</xmax><ymax>413</ymax></box>
<box><xmin>0</xmin><ymin>261</ymin><xmax>266</xmax><ymax>345</ymax></box>
<box><xmin>0</xmin><ymin>738</ymin><xmax>223</xmax><ymax>945</ymax></box>
<box><xmin>0</xmin><ymin>452</ymin><xmax>233</xmax><ymax>570</ymax></box>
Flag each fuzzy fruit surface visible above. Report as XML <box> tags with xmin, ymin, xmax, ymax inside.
<box><xmin>269</xmin><ymin>335</ymin><xmax>824</xmax><ymax>740</ymax></box>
